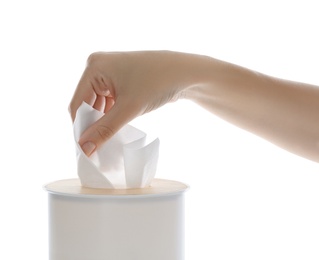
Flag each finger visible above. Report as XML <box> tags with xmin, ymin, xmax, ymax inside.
<box><xmin>93</xmin><ymin>94</ymin><xmax>106</xmax><ymax>112</ymax></box>
<box><xmin>92</xmin><ymin>76</ymin><xmax>111</xmax><ymax>97</ymax></box>
<box><xmin>69</xmin><ymin>69</ymin><xmax>97</xmax><ymax>121</ymax></box>
<box><xmin>104</xmin><ymin>96</ymin><xmax>115</xmax><ymax>113</ymax></box>
<box><xmin>78</xmin><ymin>98</ymin><xmax>140</xmax><ymax>156</ymax></box>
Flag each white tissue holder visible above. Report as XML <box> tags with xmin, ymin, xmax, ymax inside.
<box><xmin>45</xmin><ymin>178</ymin><xmax>188</xmax><ymax>260</ymax></box>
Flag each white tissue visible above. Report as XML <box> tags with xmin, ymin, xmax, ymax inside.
<box><xmin>74</xmin><ymin>102</ymin><xmax>160</xmax><ymax>189</ymax></box>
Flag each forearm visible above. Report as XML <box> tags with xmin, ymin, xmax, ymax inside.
<box><xmin>186</xmin><ymin>56</ymin><xmax>319</xmax><ymax>162</ymax></box>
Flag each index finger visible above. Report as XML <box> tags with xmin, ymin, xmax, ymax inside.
<box><xmin>68</xmin><ymin>68</ymin><xmax>97</xmax><ymax>121</ymax></box>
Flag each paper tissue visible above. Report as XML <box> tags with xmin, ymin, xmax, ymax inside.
<box><xmin>74</xmin><ymin>102</ymin><xmax>160</xmax><ymax>189</ymax></box>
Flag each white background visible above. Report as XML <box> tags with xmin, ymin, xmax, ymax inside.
<box><xmin>1</xmin><ymin>0</ymin><xmax>319</xmax><ymax>259</ymax></box>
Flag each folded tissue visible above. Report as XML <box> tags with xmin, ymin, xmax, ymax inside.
<box><xmin>74</xmin><ymin>102</ymin><xmax>160</xmax><ymax>189</ymax></box>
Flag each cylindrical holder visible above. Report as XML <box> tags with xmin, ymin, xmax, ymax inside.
<box><xmin>45</xmin><ymin>178</ymin><xmax>188</xmax><ymax>260</ymax></box>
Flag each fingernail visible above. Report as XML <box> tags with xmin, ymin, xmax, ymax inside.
<box><xmin>81</xmin><ymin>141</ymin><xmax>96</xmax><ymax>156</ymax></box>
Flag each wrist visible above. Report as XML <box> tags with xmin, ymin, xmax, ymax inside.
<box><xmin>181</xmin><ymin>53</ymin><xmax>219</xmax><ymax>102</ymax></box>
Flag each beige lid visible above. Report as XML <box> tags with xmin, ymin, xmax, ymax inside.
<box><xmin>44</xmin><ymin>178</ymin><xmax>188</xmax><ymax>198</ymax></box>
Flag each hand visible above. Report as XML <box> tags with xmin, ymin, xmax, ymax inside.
<box><xmin>69</xmin><ymin>51</ymin><xmax>200</xmax><ymax>156</ymax></box>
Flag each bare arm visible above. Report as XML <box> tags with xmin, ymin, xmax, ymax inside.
<box><xmin>69</xmin><ymin>51</ymin><xmax>319</xmax><ymax>162</ymax></box>
<box><xmin>187</xmin><ymin>56</ymin><xmax>319</xmax><ymax>162</ymax></box>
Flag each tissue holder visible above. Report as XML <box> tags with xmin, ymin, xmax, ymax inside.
<box><xmin>45</xmin><ymin>178</ymin><xmax>188</xmax><ymax>260</ymax></box>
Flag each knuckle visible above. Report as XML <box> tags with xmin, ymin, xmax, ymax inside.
<box><xmin>68</xmin><ymin>104</ymin><xmax>72</xmax><ymax>114</ymax></box>
<box><xmin>68</xmin><ymin>102</ymin><xmax>76</xmax><ymax>120</ymax></box>
<box><xmin>87</xmin><ymin>52</ymin><xmax>103</xmax><ymax>65</ymax></box>
<box><xmin>96</xmin><ymin>125</ymin><xmax>115</xmax><ymax>141</ymax></box>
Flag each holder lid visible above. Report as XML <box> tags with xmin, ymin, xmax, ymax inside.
<box><xmin>44</xmin><ymin>178</ymin><xmax>188</xmax><ymax>198</ymax></box>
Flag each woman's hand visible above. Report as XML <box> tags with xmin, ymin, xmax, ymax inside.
<box><xmin>69</xmin><ymin>51</ymin><xmax>204</xmax><ymax>156</ymax></box>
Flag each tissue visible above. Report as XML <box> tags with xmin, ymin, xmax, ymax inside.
<box><xmin>74</xmin><ymin>102</ymin><xmax>160</xmax><ymax>189</ymax></box>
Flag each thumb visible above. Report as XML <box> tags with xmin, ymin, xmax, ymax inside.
<box><xmin>78</xmin><ymin>100</ymin><xmax>138</xmax><ymax>156</ymax></box>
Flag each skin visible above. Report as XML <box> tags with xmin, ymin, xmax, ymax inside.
<box><xmin>69</xmin><ymin>51</ymin><xmax>319</xmax><ymax>163</ymax></box>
